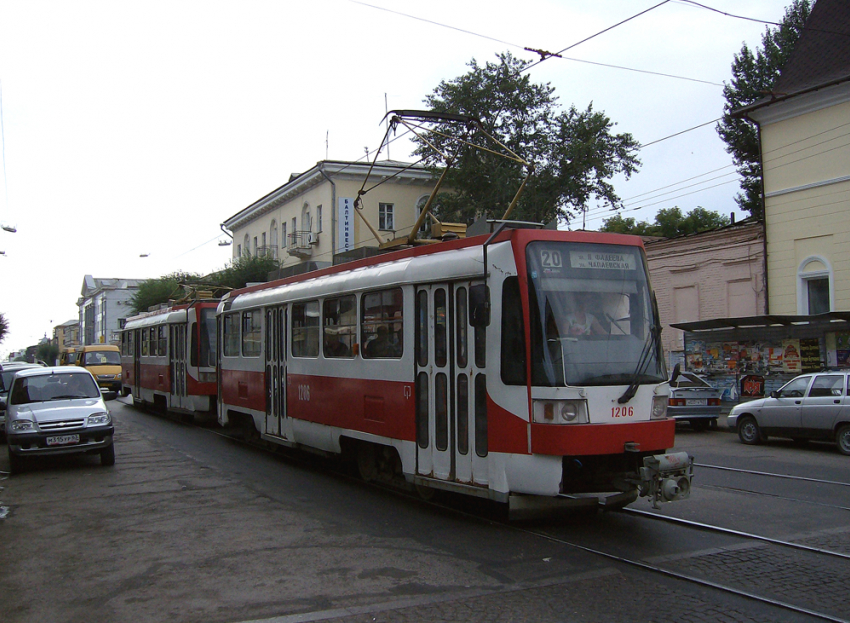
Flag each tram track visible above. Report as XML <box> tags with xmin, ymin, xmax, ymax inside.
<box><xmin>695</xmin><ymin>462</ymin><xmax>850</xmax><ymax>487</ymax></box>
<box><xmin>130</xmin><ymin>402</ymin><xmax>850</xmax><ymax>622</ymax></box>
<box><xmin>695</xmin><ymin>481</ymin><xmax>850</xmax><ymax>512</ymax></box>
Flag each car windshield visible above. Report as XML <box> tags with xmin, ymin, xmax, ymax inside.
<box><xmin>83</xmin><ymin>351</ymin><xmax>121</xmax><ymax>366</ymax></box>
<box><xmin>9</xmin><ymin>373</ymin><xmax>100</xmax><ymax>404</ymax></box>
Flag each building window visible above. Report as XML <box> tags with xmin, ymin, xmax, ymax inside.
<box><xmin>416</xmin><ymin>196</ymin><xmax>431</xmax><ymax>235</ymax></box>
<box><xmin>379</xmin><ymin>203</ymin><xmax>394</xmax><ymax>231</ymax></box>
<box><xmin>243</xmin><ymin>234</ymin><xmax>250</xmax><ymax>256</ymax></box>
<box><xmin>282</xmin><ymin>222</ymin><xmax>288</xmax><ymax>248</ymax></box>
<box><xmin>807</xmin><ymin>278</ymin><xmax>830</xmax><ymax>314</ymax></box>
<box><xmin>797</xmin><ymin>256</ymin><xmax>832</xmax><ymax>315</ymax></box>
<box><xmin>317</xmin><ymin>205</ymin><xmax>323</xmax><ymax>232</ymax></box>
<box><xmin>253</xmin><ymin>236</ymin><xmax>258</xmax><ymax>255</ymax></box>
<box><xmin>236</xmin><ymin>244</ymin><xmax>241</xmax><ymax>257</ymax></box>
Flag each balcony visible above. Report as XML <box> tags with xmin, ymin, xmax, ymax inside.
<box><xmin>287</xmin><ymin>231</ymin><xmax>318</xmax><ymax>259</ymax></box>
<box><xmin>256</xmin><ymin>245</ymin><xmax>278</xmax><ymax>259</ymax></box>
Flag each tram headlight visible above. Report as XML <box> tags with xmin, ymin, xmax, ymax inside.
<box><xmin>532</xmin><ymin>400</ymin><xmax>588</xmax><ymax>424</ymax></box>
<box><xmin>651</xmin><ymin>395</ymin><xmax>668</xmax><ymax>419</ymax></box>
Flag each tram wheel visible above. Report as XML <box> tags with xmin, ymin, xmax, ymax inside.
<box><xmin>357</xmin><ymin>443</ymin><xmax>378</xmax><ymax>482</ymax></box>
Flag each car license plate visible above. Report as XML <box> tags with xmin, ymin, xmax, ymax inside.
<box><xmin>46</xmin><ymin>434</ymin><xmax>80</xmax><ymax>446</ymax></box>
<box><xmin>686</xmin><ymin>399</ymin><xmax>707</xmax><ymax>406</ymax></box>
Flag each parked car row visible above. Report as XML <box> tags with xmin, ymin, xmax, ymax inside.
<box><xmin>0</xmin><ymin>364</ymin><xmax>116</xmax><ymax>473</ymax></box>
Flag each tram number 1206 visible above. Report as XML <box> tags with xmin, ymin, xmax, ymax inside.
<box><xmin>298</xmin><ymin>384</ymin><xmax>311</xmax><ymax>401</ymax></box>
<box><xmin>611</xmin><ymin>406</ymin><xmax>634</xmax><ymax>418</ymax></box>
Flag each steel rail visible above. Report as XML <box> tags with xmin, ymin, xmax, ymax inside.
<box><xmin>622</xmin><ymin>507</ymin><xmax>850</xmax><ymax>561</ymax></box>
<box><xmin>696</xmin><ymin>462</ymin><xmax>850</xmax><ymax>487</ymax></box>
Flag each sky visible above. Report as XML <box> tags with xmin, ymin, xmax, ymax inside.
<box><xmin>0</xmin><ymin>0</ymin><xmax>788</xmax><ymax>358</ymax></box>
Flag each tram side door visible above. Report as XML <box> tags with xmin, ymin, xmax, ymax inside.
<box><xmin>133</xmin><ymin>329</ymin><xmax>141</xmax><ymax>397</ymax></box>
<box><xmin>415</xmin><ymin>284</ymin><xmax>454</xmax><ymax>480</ymax></box>
<box><xmin>265</xmin><ymin>306</ymin><xmax>288</xmax><ymax>438</ymax></box>
<box><xmin>169</xmin><ymin>325</ymin><xmax>187</xmax><ymax>409</ymax></box>
<box><xmin>453</xmin><ymin>281</ymin><xmax>488</xmax><ymax>486</ymax></box>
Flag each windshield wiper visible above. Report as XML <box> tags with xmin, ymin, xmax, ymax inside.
<box><xmin>617</xmin><ymin>325</ymin><xmax>658</xmax><ymax>404</ymax></box>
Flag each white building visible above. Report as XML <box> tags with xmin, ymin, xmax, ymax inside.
<box><xmin>222</xmin><ymin>160</ymin><xmax>441</xmax><ymax>271</ymax></box>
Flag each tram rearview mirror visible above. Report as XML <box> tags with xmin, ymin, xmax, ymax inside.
<box><xmin>470</xmin><ymin>284</ymin><xmax>489</xmax><ymax>327</ymax></box>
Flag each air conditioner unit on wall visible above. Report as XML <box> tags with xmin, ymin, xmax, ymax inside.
<box><xmin>309</xmin><ymin>232</ymin><xmax>319</xmax><ymax>244</ymax></box>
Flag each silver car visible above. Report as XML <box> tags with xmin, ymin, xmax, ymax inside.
<box><xmin>668</xmin><ymin>372</ymin><xmax>722</xmax><ymax>430</ymax></box>
<box><xmin>5</xmin><ymin>366</ymin><xmax>115</xmax><ymax>473</ymax></box>
<box><xmin>728</xmin><ymin>371</ymin><xmax>850</xmax><ymax>455</ymax></box>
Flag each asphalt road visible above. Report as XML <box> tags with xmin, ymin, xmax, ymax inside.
<box><xmin>0</xmin><ymin>400</ymin><xmax>847</xmax><ymax>623</ymax></box>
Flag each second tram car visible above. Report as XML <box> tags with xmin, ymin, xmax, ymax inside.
<box><xmin>120</xmin><ymin>299</ymin><xmax>218</xmax><ymax>419</ymax></box>
<box><xmin>216</xmin><ymin>225</ymin><xmax>692</xmax><ymax>511</ymax></box>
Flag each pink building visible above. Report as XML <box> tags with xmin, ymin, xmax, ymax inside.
<box><xmin>644</xmin><ymin>219</ymin><xmax>766</xmax><ymax>371</ymax></box>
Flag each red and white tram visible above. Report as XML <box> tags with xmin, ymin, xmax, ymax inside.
<box><xmin>217</xmin><ymin>225</ymin><xmax>692</xmax><ymax>511</ymax></box>
<box><xmin>120</xmin><ymin>300</ymin><xmax>218</xmax><ymax>420</ymax></box>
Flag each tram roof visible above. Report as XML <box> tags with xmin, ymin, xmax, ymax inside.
<box><xmin>223</xmin><ymin>228</ymin><xmax>648</xmax><ymax>311</ymax></box>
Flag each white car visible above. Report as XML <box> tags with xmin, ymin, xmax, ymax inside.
<box><xmin>727</xmin><ymin>371</ymin><xmax>850</xmax><ymax>455</ymax></box>
<box><xmin>5</xmin><ymin>366</ymin><xmax>115</xmax><ymax>473</ymax></box>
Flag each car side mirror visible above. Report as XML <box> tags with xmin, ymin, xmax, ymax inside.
<box><xmin>101</xmin><ymin>390</ymin><xmax>118</xmax><ymax>402</ymax></box>
<box><xmin>770</xmin><ymin>390</ymin><xmax>779</xmax><ymax>399</ymax></box>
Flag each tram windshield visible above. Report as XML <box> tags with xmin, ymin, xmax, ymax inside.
<box><xmin>526</xmin><ymin>241</ymin><xmax>665</xmax><ymax>387</ymax></box>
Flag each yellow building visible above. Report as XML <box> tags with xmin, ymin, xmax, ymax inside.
<box><xmin>739</xmin><ymin>0</ymin><xmax>850</xmax><ymax>317</ymax></box>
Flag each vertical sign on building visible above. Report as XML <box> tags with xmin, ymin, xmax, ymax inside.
<box><xmin>338</xmin><ymin>197</ymin><xmax>354</xmax><ymax>253</ymax></box>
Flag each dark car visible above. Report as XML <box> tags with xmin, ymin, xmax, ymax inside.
<box><xmin>668</xmin><ymin>372</ymin><xmax>722</xmax><ymax>430</ymax></box>
<box><xmin>728</xmin><ymin>371</ymin><xmax>850</xmax><ymax>455</ymax></box>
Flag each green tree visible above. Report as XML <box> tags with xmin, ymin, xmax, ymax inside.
<box><xmin>413</xmin><ymin>52</ymin><xmax>640</xmax><ymax>225</ymax></box>
<box><xmin>36</xmin><ymin>342</ymin><xmax>59</xmax><ymax>365</ymax></box>
<box><xmin>717</xmin><ymin>0</ymin><xmax>811</xmax><ymax>219</ymax></box>
<box><xmin>129</xmin><ymin>271</ymin><xmax>202</xmax><ymax>315</ymax></box>
<box><xmin>211</xmin><ymin>253</ymin><xmax>280</xmax><ymax>290</ymax></box>
<box><xmin>0</xmin><ymin>312</ymin><xmax>7</xmax><ymax>344</ymax></box>
<box><xmin>600</xmin><ymin>207</ymin><xmax>730</xmax><ymax>238</ymax></box>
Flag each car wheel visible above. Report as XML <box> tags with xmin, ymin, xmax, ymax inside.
<box><xmin>7</xmin><ymin>446</ymin><xmax>24</xmax><ymax>474</ymax></box>
<box><xmin>100</xmin><ymin>444</ymin><xmax>115</xmax><ymax>466</ymax></box>
<box><xmin>738</xmin><ymin>415</ymin><xmax>763</xmax><ymax>445</ymax></box>
<box><xmin>837</xmin><ymin>424</ymin><xmax>850</xmax><ymax>456</ymax></box>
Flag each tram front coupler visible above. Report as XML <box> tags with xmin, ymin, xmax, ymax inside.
<box><xmin>637</xmin><ymin>452</ymin><xmax>693</xmax><ymax>509</ymax></box>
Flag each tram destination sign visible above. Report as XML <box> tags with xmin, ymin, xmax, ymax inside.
<box><xmin>569</xmin><ymin>251</ymin><xmax>636</xmax><ymax>271</ymax></box>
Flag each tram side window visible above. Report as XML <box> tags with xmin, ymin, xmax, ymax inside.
<box><xmin>158</xmin><ymin>325</ymin><xmax>168</xmax><ymax>357</ymax></box>
<box><xmin>242</xmin><ymin>310</ymin><xmax>262</xmax><ymax>357</ymax></box>
<box><xmin>141</xmin><ymin>328</ymin><xmax>149</xmax><ymax>357</ymax></box>
<box><xmin>501</xmin><ymin>277</ymin><xmax>526</xmax><ymax>385</ymax></box>
<box><xmin>475</xmin><ymin>373</ymin><xmax>488</xmax><ymax>457</ymax></box>
<box><xmin>223</xmin><ymin>313</ymin><xmax>240</xmax><ymax>357</ymax></box>
<box><xmin>147</xmin><ymin>328</ymin><xmax>156</xmax><ymax>357</ymax></box>
<box><xmin>471</xmin><ymin>284</ymin><xmax>487</xmax><ymax>368</ymax></box>
<box><xmin>323</xmin><ymin>296</ymin><xmax>356</xmax><ymax>359</ymax></box>
<box><xmin>292</xmin><ymin>301</ymin><xmax>320</xmax><ymax>358</ymax></box>
<box><xmin>362</xmin><ymin>288</ymin><xmax>403</xmax><ymax>359</ymax></box>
